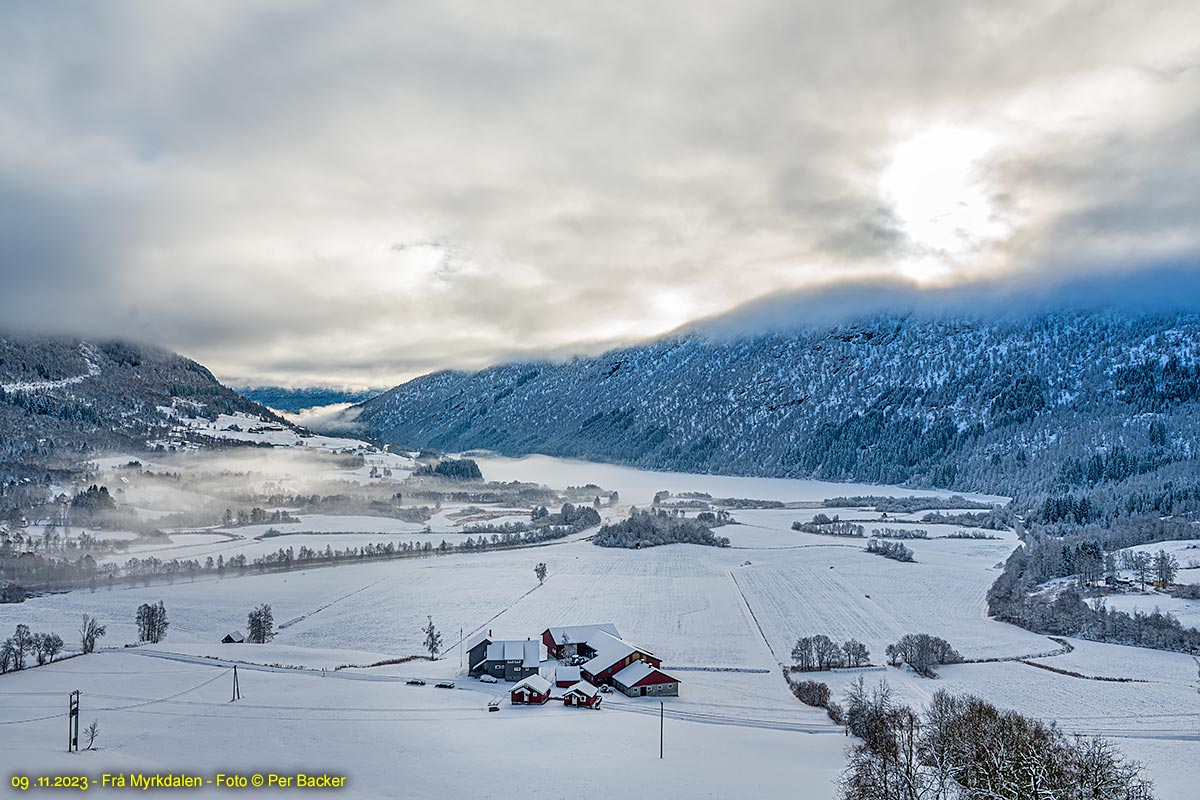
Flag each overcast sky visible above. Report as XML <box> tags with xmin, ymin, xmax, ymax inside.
<box><xmin>2</xmin><ymin>2</ymin><xmax>1198</xmax><ymax>388</ymax></box>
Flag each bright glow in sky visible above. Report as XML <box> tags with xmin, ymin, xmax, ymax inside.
<box><xmin>880</xmin><ymin>127</ymin><xmax>1006</xmax><ymax>281</ymax></box>
<box><xmin>1</xmin><ymin>1</ymin><xmax>1198</xmax><ymax>387</ymax></box>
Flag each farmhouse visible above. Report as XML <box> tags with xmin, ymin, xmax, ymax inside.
<box><xmin>542</xmin><ymin>623</ymin><xmax>620</xmax><ymax>659</ymax></box>
<box><xmin>510</xmin><ymin>674</ymin><xmax>552</xmax><ymax>705</ymax></box>
<box><xmin>562</xmin><ymin>681</ymin><xmax>602</xmax><ymax>708</ymax></box>
<box><xmin>467</xmin><ymin>631</ymin><xmax>542</xmax><ymax>682</ymax></box>
<box><xmin>612</xmin><ymin>660</ymin><xmax>680</xmax><ymax>697</ymax></box>
<box><xmin>579</xmin><ymin>630</ymin><xmax>661</xmax><ymax>686</ymax></box>
<box><xmin>221</xmin><ymin>630</ymin><xmax>245</xmax><ymax>644</ymax></box>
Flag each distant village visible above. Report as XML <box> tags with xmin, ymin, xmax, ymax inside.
<box><xmin>467</xmin><ymin>623</ymin><xmax>680</xmax><ymax>708</ymax></box>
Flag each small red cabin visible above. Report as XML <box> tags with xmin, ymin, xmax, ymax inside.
<box><xmin>562</xmin><ymin>681</ymin><xmax>602</xmax><ymax>709</ymax></box>
<box><xmin>510</xmin><ymin>674</ymin><xmax>552</xmax><ymax>705</ymax></box>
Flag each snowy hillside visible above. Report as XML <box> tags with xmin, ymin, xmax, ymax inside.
<box><xmin>355</xmin><ymin>310</ymin><xmax>1200</xmax><ymax>506</ymax></box>
<box><xmin>0</xmin><ymin>334</ymin><xmax>297</xmax><ymax>475</ymax></box>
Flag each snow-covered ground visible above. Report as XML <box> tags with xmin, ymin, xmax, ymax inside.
<box><xmin>2</xmin><ymin>456</ymin><xmax>1196</xmax><ymax>798</ymax></box>
<box><xmin>470</xmin><ymin>453</ymin><xmax>1010</xmax><ymax>507</ymax></box>
<box><xmin>1</xmin><ymin>650</ymin><xmax>846</xmax><ymax>800</ymax></box>
<box><xmin>1101</xmin><ymin>592</ymin><xmax>1200</xmax><ymax>629</ymax></box>
<box><xmin>820</xmin><ymin>639</ymin><xmax>1200</xmax><ymax>800</ymax></box>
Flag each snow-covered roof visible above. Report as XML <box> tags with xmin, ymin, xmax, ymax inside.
<box><xmin>511</xmin><ymin>674</ymin><xmax>552</xmax><ymax>695</ymax></box>
<box><xmin>486</xmin><ymin>639</ymin><xmax>540</xmax><ymax>667</ymax></box>
<box><xmin>563</xmin><ymin>680</ymin><xmax>599</xmax><ymax>698</ymax></box>
<box><xmin>613</xmin><ymin>660</ymin><xmax>675</xmax><ymax>687</ymax></box>
<box><xmin>555</xmin><ymin>666</ymin><xmax>581</xmax><ymax>682</ymax></box>
<box><xmin>466</xmin><ymin>630</ymin><xmax>491</xmax><ymax>651</ymax></box>
<box><xmin>544</xmin><ymin>623</ymin><xmax>620</xmax><ymax>646</ymax></box>
<box><xmin>223</xmin><ymin>630</ymin><xmax>244</xmax><ymax>642</ymax></box>
<box><xmin>581</xmin><ymin>630</ymin><xmax>654</xmax><ymax>673</ymax></box>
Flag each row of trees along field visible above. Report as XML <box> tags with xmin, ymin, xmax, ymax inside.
<box><xmin>0</xmin><ymin>602</ymin><xmax>282</xmax><ymax>676</ymax></box>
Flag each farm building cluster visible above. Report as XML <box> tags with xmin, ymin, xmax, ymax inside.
<box><xmin>466</xmin><ymin>623</ymin><xmax>680</xmax><ymax>708</ymax></box>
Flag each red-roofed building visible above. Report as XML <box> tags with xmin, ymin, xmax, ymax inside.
<box><xmin>579</xmin><ymin>631</ymin><xmax>661</xmax><ymax>686</ymax></box>
<box><xmin>562</xmin><ymin>681</ymin><xmax>602</xmax><ymax>709</ymax></box>
<box><xmin>612</xmin><ymin>661</ymin><xmax>679</xmax><ymax>697</ymax></box>
<box><xmin>510</xmin><ymin>674</ymin><xmax>552</xmax><ymax>705</ymax></box>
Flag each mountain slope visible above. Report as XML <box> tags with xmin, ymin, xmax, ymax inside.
<box><xmin>355</xmin><ymin>310</ymin><xmax>1200</xmax><ymax>507</ymax></box>
<box><xmin>0</xmin><ymin>334</ymin><xmax>291</xmax><ymax>473</ymax></box>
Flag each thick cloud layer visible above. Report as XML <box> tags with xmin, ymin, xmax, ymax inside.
<box><xmin>2</xmin><ymin>2</ymin><xmax>1198</xmax><ymax>387</ymax></box>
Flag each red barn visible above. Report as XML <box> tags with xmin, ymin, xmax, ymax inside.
<box><xmin>541</xmin><ymin>624</ymin><xmax>620</xmax><ymax>659</ymax></box>
<box><xmin>562</xmin><ymin>681</ymin><xmax>602</xmax><ymax>709</ymax></box>
<box><xmin>612</xmin><ymin>661</ymin><xmax>679</xmax><ymax>697</ymax></box>
<box><xmin>509</xmin><ymin>674</ymin><xmax>552</xmax><ymax>705</ymax></box>
<box><xmin>579</xmin><ymin>631</ymin><xmax>661</xmax><ymax>686</ymax></box>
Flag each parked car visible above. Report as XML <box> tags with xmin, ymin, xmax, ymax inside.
<box><xmin>406</xmin><ymin>678</ymin><xmax>426</xmax><ymax>686</ymax></box>
<box><xmin>435</xmin><ymin>681</ymin><xmax>455</xmax><ymax>689</ymax></box>
<box><xmin>598</xmin><ymin>684</ymin><xmax>612</xmax><ymax>693</ymax></box>
<box><xmin>479</xmin><ymin>674</ymin><xmax>498</xmax><ymax>683</ymax></box>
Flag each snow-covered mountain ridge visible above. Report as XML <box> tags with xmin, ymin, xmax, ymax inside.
<box><xmin>354</xmin><ymin>310</ymin><xmax>1200</xmax><ymax>504</ymax></box>
<box><xmin>0</xmin><ymin>334</ymin><xmax>292</xmax><ymax>474</ymax></box>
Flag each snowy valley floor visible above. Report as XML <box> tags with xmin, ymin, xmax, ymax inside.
<box><xmin>2</xmin><ymin>456</ymin><xmax>1198</xmax><ymax>798</ymax></box>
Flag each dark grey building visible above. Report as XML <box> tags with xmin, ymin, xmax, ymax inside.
<box><xmin>467</xmin><ymin>631</ymin><xmax>541</xmax><ymax>682</ymax></box>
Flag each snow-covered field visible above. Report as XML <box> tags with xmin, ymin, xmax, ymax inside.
<box><xmin>471</xmin><ymin>453</ymin><xmax>1011</xmax><ymax>507</ymax></box>
<box><xmin>1101</xmin><ymin>592</ymin><xmax>1200</xmax><ymax>629</ymax></box>
<box><xmin>3</xmin><ymin>455</ymin><xmax>1197</xmax><ymax>798</ymax></box>
<box><xmin>1</xmin><ymin>650</ymin><xmax>846</xmax><ymax>800</ymax></box>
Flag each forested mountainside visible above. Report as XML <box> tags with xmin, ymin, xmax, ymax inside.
<box><xmin>356</xmin><ymin>310</ymin><xmax>1200</xmax><ymax>516</ymax></box>
<box><xmin>0</xmin><ymin>334</ymin><xmax>289</xmax><ymax>476</ymax></box>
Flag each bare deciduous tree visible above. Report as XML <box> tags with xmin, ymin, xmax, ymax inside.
<box><xmin>79</xmin><ymin>615</ymin><xmax>106</xmax><ymax>654</ymax></box>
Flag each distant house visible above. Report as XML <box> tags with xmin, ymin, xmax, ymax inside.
<box><xmin>510</xmin><ymin>674</ymin><xmax>552</xmax><ymax>705</ymax></box>
<box><xmin>221</xmin><ymin>631</ymin><xmax>245</xmax><ymax>644</ymax></box>
<box><xmin>612</xmin><ymin>661</ymin><xmax>679</xmax><ymax>697</ymax></box>
<box><xmin>579</xmin><ymin>631</ymin><xmax>661</xmax><ymax>686</ymax></box>
<box><xmin>467</xmin><ymin>631</ymin><xmax>541</xmax><ymax>682</ymax></box>
<box><xmin>562</xmin><ymin>681</ymin><xmax>602</xmax><ymax>709</ymax></box>
<box><xmin>542</xmin><ymin>623</ymin><xmax>621</xmax><ymax>659</ymax></box>
<box><xmin>554</xmin><ymin>665</ymin><xmax>582</xmax><ymax>688</ymax></box>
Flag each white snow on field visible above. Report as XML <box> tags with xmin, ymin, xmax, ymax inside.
<box><xmin>821</xmin><ymin>638</ymin><xmax>1200</xmax><ymax>800</ymax></box>
<box><xmin>0</xmin><ymin>651</ymin><xmax>846</xmax><ymax>799</ymax></box>
<box><xmin>1121</xmin><ymin>538</ymin><xmax>1200</xmax><ymax>571</ymax></box>
<box><xmin>1101</xmin><ymin>592</ymin><xmax>1200</xmax><ymax>629</ymax></box>
<box><xmin>2</xmin><ymin>456</ymin><xmax>1195</xmax><ymax>798</ymax></box>
<box><xmin>471</xmin><ymin>453</ymin><xmax>1010</xmax><ymax>507</ymax></box>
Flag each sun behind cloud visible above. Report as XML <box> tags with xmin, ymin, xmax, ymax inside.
<box><xmin>879</xmin><ymin>125</ymin><xmax>1008</xmax><ymax>282</ymax></box>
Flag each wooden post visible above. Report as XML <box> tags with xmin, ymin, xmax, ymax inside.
<box><xmin>231</xmin><ymin>665</ymin><xmax>241</xmax><ymax>702</ymax></box>
<box><xmin>68</xmin><ymin>690</ymin><xmax>80</xmax><ymax>752</ymax></box>
<box><xmin>659</xmin><ymin>700</ymin><xmax>664</xmax><ymax>759</ymax></box>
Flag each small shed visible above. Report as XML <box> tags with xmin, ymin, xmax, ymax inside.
<box><xmin>554</xmin><ymin>665</ymin><xmax>582</xmax><ymax>688</ymax></box>
<box><xmin>562</xmin><ymin>681</ymin><xmax>602</xmax><ymax>709</ymax></box>
<box><xmin>510</xmin><ymin>674</ymin><xmax>552</xmax><ymax>705</ymax></box>
<box><xmin>221</xmin><ymin>630</ymin><xmax>245</xmax><ymax>644</ymax></box>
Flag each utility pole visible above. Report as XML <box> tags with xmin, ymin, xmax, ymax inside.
<box><xmin>67</xmin><ymin>690</ymin><xmax>80</xmax><ymax>753</ymax></box>
<box><xmin>231</xmin><ymin>665</ymin><xmax>241</xmax><ymax>702</ymax></box>
<box><xmin>460</xmin><ymin>627</ymin><xmax>463</xmax><ymax>669</ymax></box>
<box><xmin>659</xmin><ymin>700</ymin><xmax>664</xmax><ymax>759</ymax></box>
